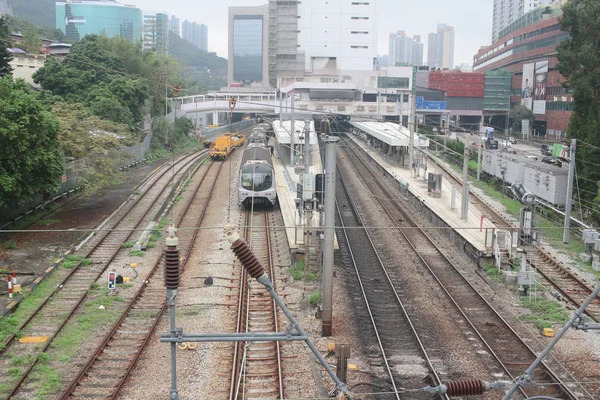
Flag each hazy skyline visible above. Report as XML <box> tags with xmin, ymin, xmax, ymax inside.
<box><xmin>134</xmin><ymin>0</ymin><xmax>493</xmax><ymax>66</ymax></box>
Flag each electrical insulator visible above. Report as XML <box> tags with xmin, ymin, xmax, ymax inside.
<box><xmin>108</xmin><ymin>272</ymin><xmax>116</xmax><ymax>290</ymax></box>
<box><xmin>445</xmin><ymin>380</ymin><xmax>486</xmax><ymax>396</ymax></box>
<box><xmin>225</xmin><ymin>225</ymin><xmax>265</xmax><ymax>279</ymax></box>
<box><xmin>164</xmin><ymin>226</ymin><xmax>180</xmax><ymax>289</ymax></box>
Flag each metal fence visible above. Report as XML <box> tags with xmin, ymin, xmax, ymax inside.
<box><xmin>202</xmin><ymin>119</ymin><xmax>257</xmax><ymax>141</ymax></box>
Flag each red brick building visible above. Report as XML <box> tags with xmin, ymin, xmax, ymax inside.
<box><xmin>473</xmin><ymin>6</ymin><xmax>571</xmax><ymax>139</ymax></box>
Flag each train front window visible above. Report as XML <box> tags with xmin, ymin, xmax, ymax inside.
<box><xmin>241</xmin><ymin>164</ymin><xmax>272</xmax><ymax>191</ymax></box>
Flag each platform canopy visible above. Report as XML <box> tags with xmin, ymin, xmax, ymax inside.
<box><xmin>351</xmin><ymin>121</ymin><xmax>429</xmax><ymax>148</ymax></box>
<box><xmin>272</xmin><ymin>120</ymin><xmax>319</xmax><ymax>145</ymax></box>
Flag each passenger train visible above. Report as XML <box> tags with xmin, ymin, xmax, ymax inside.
<box><xmin>238</xmin><ymin>144</ymin><xmax>277</xmax><ymax>207</ymax></box>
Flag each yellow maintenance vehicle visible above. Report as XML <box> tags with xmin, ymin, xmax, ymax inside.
<box><xmin>209</xmin><ymin>134</ymin><xmax>246</xmax><ymax>160</ymax></box>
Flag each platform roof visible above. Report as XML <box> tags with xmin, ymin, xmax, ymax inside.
<box><xmin>350</xmin><ymin>121</ymin><xmax>429</xmax><ymax>148</ymax></box>
<box><xmin>272</xmin><ymin>120</ymin><xmax>319</xmax><ymax>145</ymax></box>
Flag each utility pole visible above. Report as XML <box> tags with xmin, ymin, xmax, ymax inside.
<box><xmin>164</xmin><ymin>73</ymin><xmax>169</xmax><ymax>147</ymax></box>
<box><xmin>409</xmin><ymin>66</ymin><xmax>417</xmax><ymax>177</ymax></box>
<box><xmin>563</xmin><ymin>139</ymin><xmax>576</xmax><ymax>243</ymax></box>
<box><xmin>409</xmin><ymin>93</ymin><xmax>416</xmax><ymax>177</ymax></box>
<box><xmin>304</xmin><ymin>121</ymin><xmax>311</xmax><ymax>174</ymax></box>
<box><xmin>477</xmin><ymin>135</ymin><xmax>483</xmax><ymax>181</ymax></box>
<box><xmin>321</xmin><ymin>136</ymin><xmax>339</xmax><ymax>337</ymax></box>
<box><xmin>279</xmin><ymin>91</ymin><xmax>283</xmax><ymax>124</ymax></box>
<box><xmin>290</xmin><ymin>94</ymin><xmax>295</xmax><ymax>165</ymax></box>
<box><xmin>505</xmin><ymin>94</ymin><xmax>511</xmax><ymax>135</ymax></box>
<box><xmin>461</xmin><ymin>146</ymin><xmax>470</xmax><ymax>220</ymax></box>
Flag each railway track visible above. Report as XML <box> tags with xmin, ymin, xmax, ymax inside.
<box><xmin>229</xmin><ymin>208</ymin><xmax>284</xmax><ymax>400</ymax></box>
<box><xmin>335</xmin><ymin>166</ymin><xmax>444</xmax><ymax>400</ymax></box>
<box><xmin>341</xmin><ymin>142</ymin><xmax>579</xmax><ymax>399</ymax></box>
<box><xmin>57</xmin><ymin>160</ymin><xmax>223</xmax><ymax>399</ymax></box>
<box><xmin>423</xmin><ymin>148</ymin><xmax>600</xmax><ymax>322</ymax></box>
<box><xmin>0</xmin><ymin>151</ymin><xmax>207</xmax><ymax>399</ymax></box>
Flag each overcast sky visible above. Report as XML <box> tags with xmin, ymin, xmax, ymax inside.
<box><xmin>134</xmin><ymin>0</ymin><xmax>493</xmax><ymax>66</ymax></box>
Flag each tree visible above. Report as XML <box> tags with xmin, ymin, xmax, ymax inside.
<box><xmin>557</xmin><ymin>0</ymin><xmax>600</xmax><ymax>219</ymax></box>
<box><xmin>22</xmin><ymin>25</ymin><xmax>39</xmax><ymax>55</ymax></box>
<box><xmin>0</xmin><ymin>77</ymin><xmax>64</xmax><ymax>210</ymax></box>
<box><xmin>0</xmin><ymin>16</ymin><xmax>13</xmax><ymax>78</ymax></box>
<box><xmin>509</xmin><ymin>105</ymin><xmax>534</xmax><ymax>132</ymax></box>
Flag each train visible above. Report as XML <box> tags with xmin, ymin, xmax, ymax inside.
<box><xmin>238</xmin><ymin>143</ymin><xmax>277</xmax><ymax>207</ymax></box>
<box><xmin>209</xmin><ymin>133</ymin><xmax>246</xmax><ymax>160</ymax></box>
<box><xmin>248</xmin><ymin>127</ymin><xmax>268</xmax><ymax>145</ymax></box>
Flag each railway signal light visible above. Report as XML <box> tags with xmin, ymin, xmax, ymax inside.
<box><xmin>108</xmin><ymin>271</ymin><xmax>116</xmax><ymax>290</ymax></box>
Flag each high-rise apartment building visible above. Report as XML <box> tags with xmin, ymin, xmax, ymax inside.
<box><xmin>267</xmin><ymin>0</ymin><xmax>304</xmax><ymax>87</ymax></box>
<box><xmin>0</xmin><ymin>0</ymin><xmax>12</xmax><ymax>16</ymax></box>
<box><xmin>228</xmin><ymin>5</ymin><xmax>269</xmax><ymax>87</ymax></box>
<box><xmin>388</xmin><ymin>31</ymin><xmax>423</xmax><ymax>66</ymax></box>
<box><xmin>491</xmin><ymin>0</ymin><xmax>564</xmax><ymax>41</ymax></box>
<box><xmin>169</xmin><ymin>15</ymin><xmax>180</xmax><ymax>37</ymax></box>
<box><xmin>182</xmin><ymin>20</ymin><xmax>208</xmax><ymax>51</ymax></box>
<box><xmin>55</xmin><ymin>0</ymin><xmax>142</xmax><ymax>43</ymax></box>
<box><xmin>142</xmin><ymin>12</ymin><xmax>168</xmax><ymax>52</ymax></box>
<box><xmin>297</xmin><ymin>0</ymin><xmax>378</xmax><ymax>72</ymax></box>
<box><xmin>427</xmin><ymin>23</ymin><xmax>454</xmax><ymax>70</ymax></box>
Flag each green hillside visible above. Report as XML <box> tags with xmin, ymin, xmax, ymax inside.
<box><xmin>8</xmin><ymin>0</ymin><xmax>55</xmax><ymax>28</ymax></box>
<box><xmin>168</xmin><ymin>32</ymin><xmax>228</xmax><ymax>91</ymax></box>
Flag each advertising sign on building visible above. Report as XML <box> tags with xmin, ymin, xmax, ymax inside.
<box><xmin>533</xmin><ymin>60</ymin><xmax>548</xmax><ymax>115</ymax></box>
<box><xmin>521</xmin><ymin>63</ymin><xmax>534</xmax><ymax>110</ymax></box>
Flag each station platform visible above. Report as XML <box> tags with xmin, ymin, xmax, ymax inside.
<box><xmin>347</xmin><ymin>133</ymin><xmax>496</xmax><ymax>254</ymax></box>
<box><xmin>271</xmin><ymin>120</ymin><xmax>332</xmax><ymax>251</ymax></box>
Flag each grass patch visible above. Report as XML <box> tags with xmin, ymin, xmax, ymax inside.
<box><xmin>8</xmin><ymin>272</ymin><xmax>65</xmax><ymax>325</ymax></box>
<box><xmin>10</xmin><ymin>355</ymin><xmax>34</xmax><ymax>366</ymax></box>
<box><xmin>308</xmin><ymin>292</ymin><xmax>322</xmax><ymax>305</ymax></box>
<box><xmin>0</xmin><ymin>316</ymin><xmax>21</xmax><ymax>350</ymax></box>
<box><xmin>8</xmin><ymin>367</ymin><xmax>22</xmax><ymax>377</ymax></box>
<box><xmin>133</xmin><ymin>190</ymin><xmax>141</xmax><ymax>195</ymax></box>
<box><xmin>60</xmin><ymin>261</ymin><xmax>77</xmax><ymax>269</ymax></box>
<box><xmin>65</xmin><ymin>255</ymin><xmax>84</xmax><ymax>262</ymax></box>
<box><xmin>4</xmin><ymin>240</ymin><xmax>16</xmax><ymax>249</ymax></box>
<box><xmin>38</xmin><ymin>353</ymin><xmax>50</xmax><ymax>364</ymax></box>
<box><xmin>289</xmin><ymin>260</ymin><xmax>320</xmax><ymax>282</ymax></box>
<box><xmin>521</xmin><ymin>296</ymin><xmax>569</xmax><ymax>330</ymax></box>
<box><xmin>129</xmin><ymin>250</ymin><xmax>145</xmax><ymax>257</ymax></box>
<box><xmin>158</xmin><ymin>217</ymin><xmax>169</xmax><ymax>228</ymax></box>
<box><xmin>174</xmin><ymin>195</ymin><xmax>182</xmax><ymax>203</ymax></box>
<box><xmin>31</xmin><ymin>363</ymin><xmax>62</xmax><ymax>399</ymax></box>
<box><xmin>483</xmin><ymin>264</ymin><xmax>501</xmax><ymax>282</ymax></box>
<box><xmin>52</xmin><ymin>290</ymin><xmax>124</xmax><ymax>363</ymax></box>
<box><xmin>122</xmin><ymin>241</ymin><xmax>135</xmax><ymax>249</ymax></box>
<box><xmin>146</xmin><ymin>241</ymin><xmax>156</xmax><ymax>249</ymax></box>
<box><xmin>90</xmin><ymin>282</ymin><xmax>100</xmax><ymax>291</ymax></box>
<box><xmin>82</xmin><ymin>258</ymin><xmax>93</xmax><ymax>266</ymax></box>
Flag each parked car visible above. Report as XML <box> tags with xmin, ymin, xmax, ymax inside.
<box><xmin>525</xmin><ymin>155</ymin><xmax>539</xmax><ymax>161</ymax></box>
<box><xmin>508</xmin><ymin>136</ymin><xmax>517</xmax><ymax>144</ymax></box>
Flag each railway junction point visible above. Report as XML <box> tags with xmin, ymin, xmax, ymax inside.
<box><xmin>349</xmin><ymin>121</ymin><xmax>497</xmax><ymax>265</ymax></box>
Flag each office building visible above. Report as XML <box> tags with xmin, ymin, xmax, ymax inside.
<box><xmin>427</xmin><ymin>23</ymin><xmax>454</xmax><ymax>70</ymax></box>
<box><xmin>182</xmin><ymin>20</ymin><xmax>208</xmax><ymax>51</ymax></box>
<box><xmin>55</xmin><ymin>0</ymin><xmax>142</xmax><ymax>43</ymax></box>
<box><xmin>228</xmin><ymin>5</ymin><xmax>269</xmax><ymax>87</ymax></box>
<box><xmin>491</xmin><ymin>0</ymin><xmax>565</xmax><ymax>41</ymax></box>
<box><xmin>142</xmin><ymin>12</ymin><xmax>168</xmax><ymax>52</ymax></box>
<box><xmin>297</xmin><ymin>0</ymin><xmax>378</xmax><ymax>72</ymax></box>
<box><xmin>474</xmin><ymin>5</ymin><xmax>569</xmax><ymax>138</ymax></box>
<box><xmin>267</xmin><ymin>0</ymin><xmax>304</xmax><ymax>87</ymax></box>
<box><xmin>169</xmin><ymin>15</ymin><xmax>180</xmax><ymax>37</ymax></box>
<box><xmin>388</xmin><ymin>31</ymin><xmax>423</xmax><ymax>66</ymax></box>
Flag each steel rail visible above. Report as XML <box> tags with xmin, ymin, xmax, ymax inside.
<box><xmin>343</xmin><ymin>142</ymin><xmax>578</xmax><ymax>400</ymax></box>
<box><xmin>230</xmin><ymin>208</ymin><xmax>284</xmax><ymax>400</ymax></box>
<box><xmin>422</xmin><ymin>148</ymin><xmax>600</xmax><ymax>322</ymax></box>
<box><xmin>58</xmin><ymin>160</ymin><xmax>222</xmax><ymax>399</ymax></box>
<box><xmin>2</xmin><ymin>151</ymin><xmax>207</xmax><ymax>400</ymax></box>
<box><xmin>335</xmin><ymin>167</ymin><xmax>445</xmax><ymax>400</ymax></box>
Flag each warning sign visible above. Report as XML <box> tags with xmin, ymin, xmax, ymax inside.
<box><xmin>61</xmin><ymin>175</ymin><xmax>67</xmax><ymax>183</ymax></box>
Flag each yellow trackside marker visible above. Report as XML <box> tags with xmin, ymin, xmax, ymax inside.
<box><xmin>542</xmin><ymin>328</ymin><xmax>555</xmax><ymax>337</ymax></box>
<box><xmin>348</xmin><ymin>364</ymin><xmax>359</xmax><ymax>371</ymax></box>
<box><xmin>19</xmin><ymin>336</ymin><xmax>48</xmax><ymax>344</ymax></box>
<box><xmin>327</xmin><ymin>342</ymin><xmax>336</xmax><ymax>352</ymax></box>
